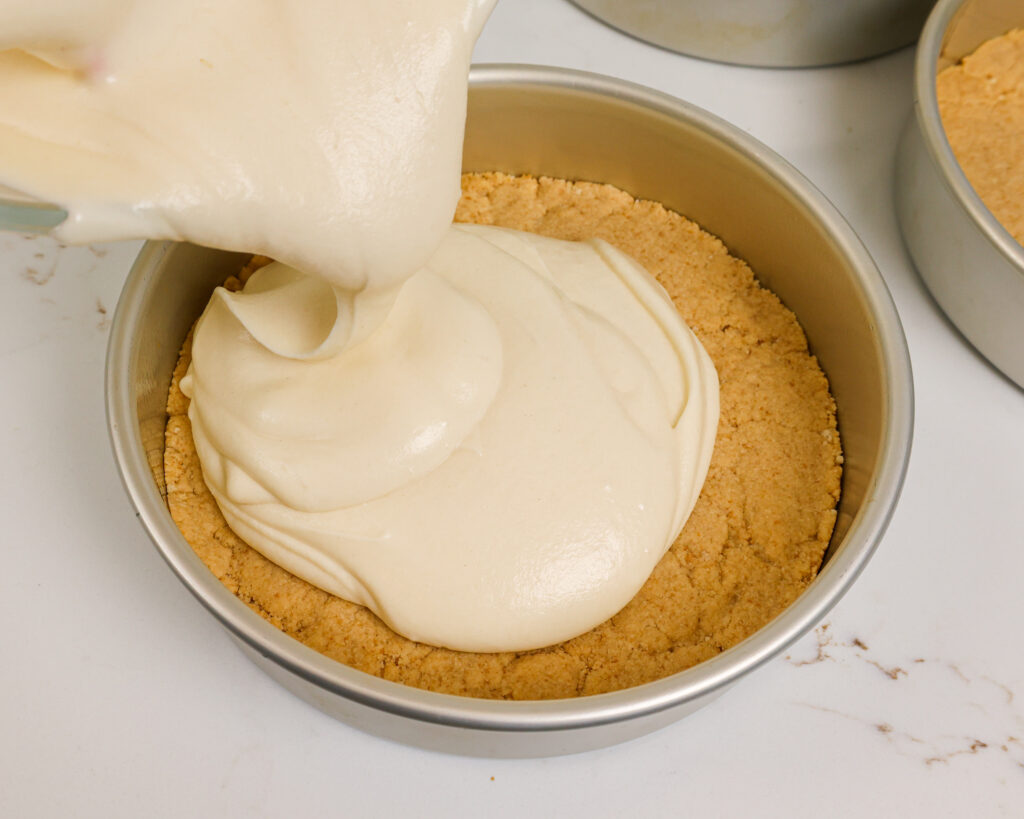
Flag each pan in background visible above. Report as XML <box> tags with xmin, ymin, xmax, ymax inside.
<box><xmin>570</xmin><ymin>0</ymin><xmax>934</xmax><ymax>67</ymax></box>
<box><xmin>896</xmin><ymin>0</ymin><xmax>1024</xmax><ymax>388</ymax></box>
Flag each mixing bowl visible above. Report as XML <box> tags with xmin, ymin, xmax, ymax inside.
<box><xmin>106</xmin><ymin>65</ymin><xmax>913</xmax><ymax>757</ymax></box>
<box><xmin>895</xmin><ymin>0</ymin><xmax>1024</xmax><ymax>388</ymax></box>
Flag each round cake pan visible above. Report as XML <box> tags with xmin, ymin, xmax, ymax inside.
<box><xmin>895</xmin><ymin>0</ymin><xmax>1024</xmax><ymax>388</ymax></box>
<box><xmin>106</xmin><ymin>65</ymin><xmax>913</xmax><ymax>757</ymax></box>
<box><xmin>570</xmin><ymin>0</ymin><xmax>934</xmax><ymax>68</ymax></box>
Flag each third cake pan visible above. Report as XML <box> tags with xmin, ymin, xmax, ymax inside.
<box><xmin>896</xmin><ymin>0</ymin><xmax>1024</xmax><ymax>388</ymax></box>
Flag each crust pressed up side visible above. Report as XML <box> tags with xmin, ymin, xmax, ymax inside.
<box><xmin>164</xmin><ymin>172</ymin><xmax>842</xmax><ymax>700</ymax></box>
<box><xmin>937</xmin><ymin>28</ymin><xmax>1024</xmax><ymax>245</ymax></box>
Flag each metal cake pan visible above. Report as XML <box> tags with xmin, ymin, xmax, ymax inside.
<box><xmin>895</xmin><ymin>0</ymin><xmax>1024</xmax><ymax>388</ymax></box>
<box><xmin>570</xmin><ymin>0</ymin><xmax>934</xmax><ymax>68</ymax></box>
<box><xmin>106</xmin><ymin>65</ymin><xmax>913</xmax><ymax>757</ymax></box>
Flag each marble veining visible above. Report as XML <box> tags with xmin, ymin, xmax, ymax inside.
<box><xmin>787</xmin><ymin>622</ymin><xmax>1024</xmax><ymax>774</ymax></box>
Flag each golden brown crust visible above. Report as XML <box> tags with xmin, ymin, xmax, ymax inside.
<box><xmin>164</xmin><ymin>172</ymin><xmax>842</xmax><ymax>700</ymax></box>
<box><xmin>938</xmin><ymin>28</ymin><xmax>1024</xmax><ymax>245</ymax></box>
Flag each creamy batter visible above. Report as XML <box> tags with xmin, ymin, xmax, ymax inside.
<box><xmin>0</xmin><ymin>1</ymin><xmax>720</xmax><ymax>652</ymax></box>
<box><xmin>0</xmin><ymin>0</ymin><xmax>493</xmax><ymax>288</ymax></box>
<box><xmin>181</xmin><ymin>225</ymin><xmax>717</xmax><ymax>651</ymax></box>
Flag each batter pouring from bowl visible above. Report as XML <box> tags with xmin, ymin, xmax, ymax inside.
<box><xmin>0</xmin><ymin>1</ymin><xmax>723</xmax><ymax>653</ymax></box>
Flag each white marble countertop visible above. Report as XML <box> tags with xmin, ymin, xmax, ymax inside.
<box><xmin>3</xmin><ymin>2</ymin><xmax>1023</xmax><ymax>816</ymax></box>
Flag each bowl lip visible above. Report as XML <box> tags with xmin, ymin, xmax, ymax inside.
<box><xmin>106</xmin><ymin>63</ymin><xmax>913</xmax><ymax>734</ymax></box>
<box><xmin>0</xmin><ymin>196</ymin><xmax>67</xmax><ymax>233</ymax></box>
<box><xmin>914</xmin><ymin>0</ymin><xmax>1024</xmax><ymax>279</ymax></box>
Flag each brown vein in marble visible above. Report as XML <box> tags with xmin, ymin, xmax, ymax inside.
<box><xmin>788</xmin><ymin>621</ymin><xmax>1024</xmax><ymax>773</ymax></box>
<box><xmin>801</xmin><ymin>702</ymin><xmax>1021</xmax><ymax>771</ymax></box>
<box><xmin>785</xmin><ymin>623</ymin><xmax>906</xmax><ymax>679</ymax></box>
<box><xmin>23</xmin><ymin>254</ymin><xmax>56</xmax><ymax>285</ymax></box>
<box><xmin>96</xmin><ymin>299</ymin><xmax>109</xmax><ymax>331</ymax></box>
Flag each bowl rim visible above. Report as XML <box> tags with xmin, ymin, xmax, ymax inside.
<box><xmin>106</xmin><ymin>63</ymin><xmax>913</xmax><ymax>734</ymax></box>
<box><xmin>0</xmin><ymin>195</ymin><xmax>66</xmax><ymax>233</ymax></box>
<box><xmin>914</xmin><ymin>0</ymin><xmax>1024</xmax><ymax>280</ymax></box>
